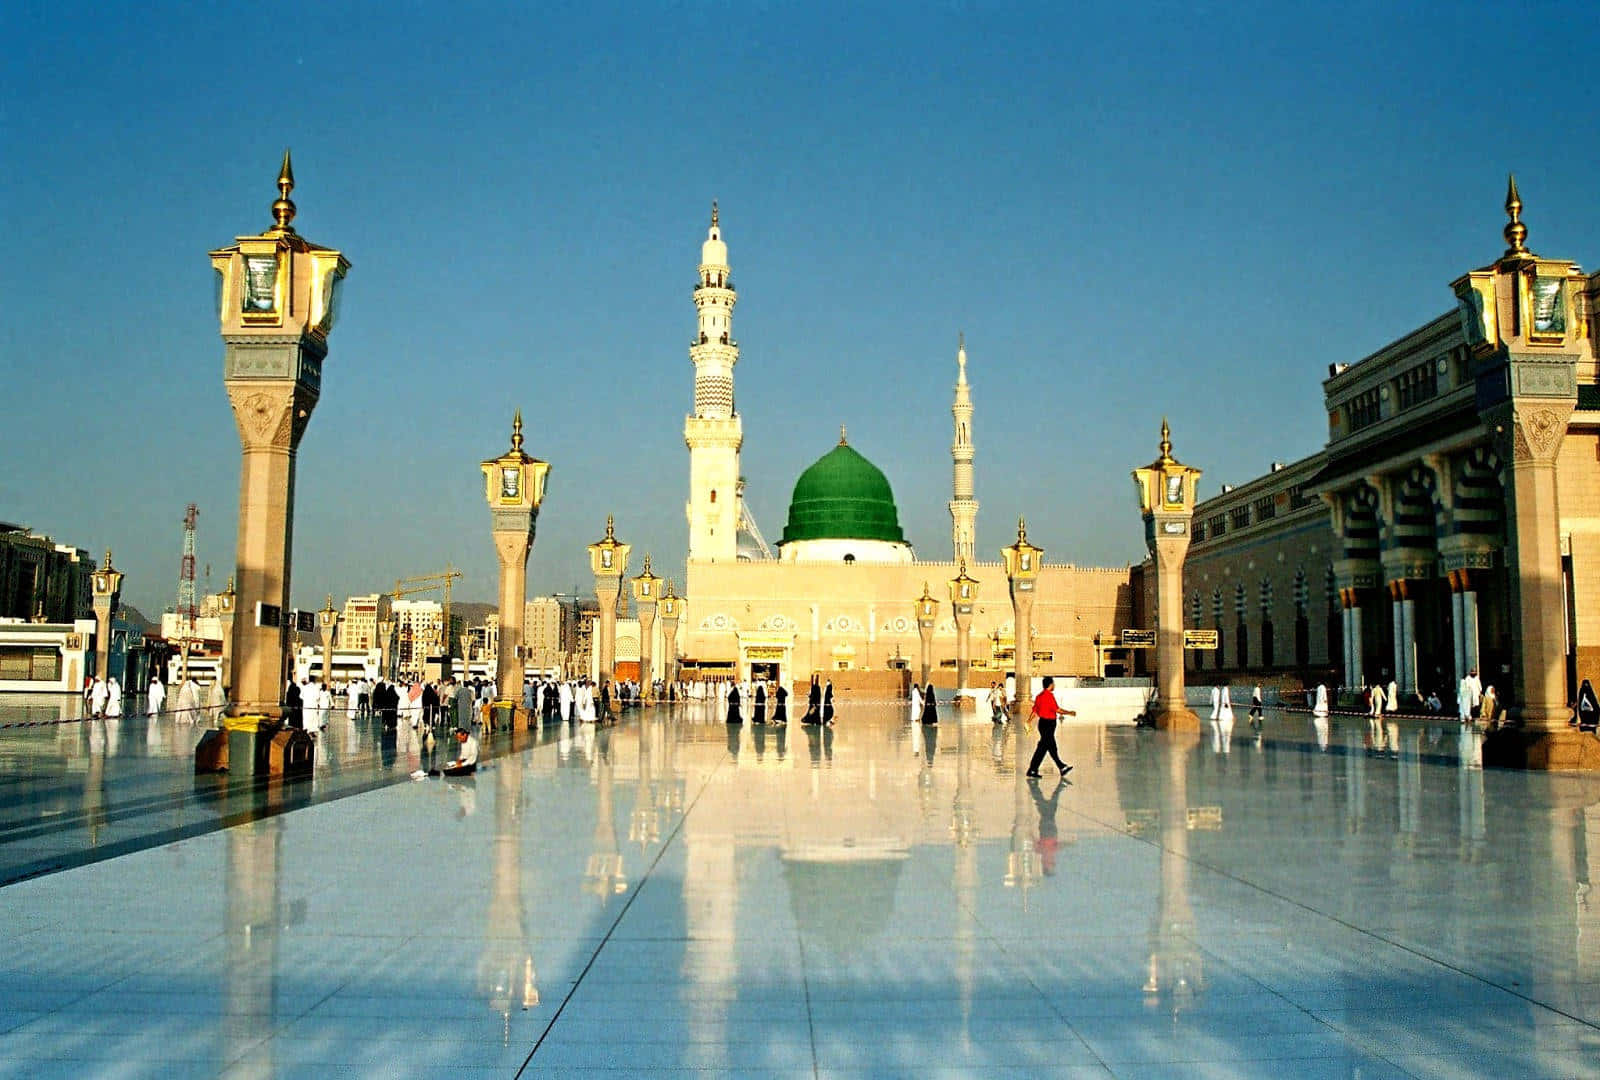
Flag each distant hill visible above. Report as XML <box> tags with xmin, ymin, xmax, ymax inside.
<box><xmin>452</xmin><ymin>601</ymin><xmax>496</xmax><ymax>626</ymax></box>
<box><xmin>119</xmin><ymin>604</ymin><xmax>156</xmax><ymax>634</ymax></box>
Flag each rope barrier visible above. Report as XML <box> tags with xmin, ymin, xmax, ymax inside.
<box><xmin>0</xmin><ymin>703</ymin><xmax>226</xmax><ymax>730</ymax></box>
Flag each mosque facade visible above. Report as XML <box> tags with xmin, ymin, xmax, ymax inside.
<box><xmin>1167</xmin><ymin>182</ymin><xmax>1600</xmax><ymax>715</ymax></box>
<box><xmin>678</xmin><ymin>210</ymin><xmax>1137</xmax><ymax>689</ymax></box>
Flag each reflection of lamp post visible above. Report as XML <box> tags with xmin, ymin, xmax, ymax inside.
<box><xmin>482</xmin><ymin>411</ymin><xmax>550</xmax><ymax>705</ymax></box>
<box><xmin>915</xmin><ymin>582</ymin><xmax>938</xmax><ymax>688</ymax></box>
<box><xmin>659</xmin><ymin>579</ymin><xmax>682</xmax><ymax>686</ymax></box>
<box><xmin>1001</xmin><ymin>518</ymin><xmax>1042</xmax><ymax>721</ymax></box>
<box><xmin>631</xmin><ymin>555</ymin><xmax>660</xmax><ymax>696</ymax></box>
<box><xmin>317</xmin><ymin>594</ymin><xmax>338</xmax><ymax>689</ymax></box>
<box><xmin>587</xmin><ymin>516</ymin><xmax>630</xmax><ymax>684</ymax></box>
<box><xmin>479</xmin><ymin>737</ymin><xmax>538</xmax><ymax>1042</ymax></box>
<box><xmin>1144</xmin><ymin>732</ymin><xmax>1205</xmax><ymax>1013</ymax></box>
<box><xmin>217</xmin><ymin>576</ymin><xmax>237</xmax><ymax>699</ymax></box>
<box><xmin>1132</xmin><ymin>419</ymin><xmax>1202</xmax><ymax>731</ymax></box>
<box><xmin>584</xmin><ymin>733</ymin><xmax>627</xmax><ymax>897</ymax></box>
<box><xmin>91</xmin><ymin>549</ymin><xmax>124</xmax><ymax>682</ymax></box>
<box><xmin>948</xmin><ymin>560</ymin><xmax>979</xmax><ymax>698</ymax></box>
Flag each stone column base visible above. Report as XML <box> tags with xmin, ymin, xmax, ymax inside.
<box><xmin>1482</xmin><ymin>727</ymin><xmax>1600</xmax><ymax>771</ymax></box>
<box><xmin>1154</xmin><ymin>706</ymin><xmax>1201</xmax><ymax>733</ymax></box>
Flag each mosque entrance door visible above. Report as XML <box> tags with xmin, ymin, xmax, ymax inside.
<box><xmin>750</xmin><ymin>661</ymin><xmax>779</xmax><ymax>683</ymax></box>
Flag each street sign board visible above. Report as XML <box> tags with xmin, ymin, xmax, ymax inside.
<box><xmin>255</xmin><ymin>602</ymin><xmax>281</xmax><ymax>628</ymax></box>
<box><xmin>1120</xmin><ymin>628</ymin><xmax>1156</xmax><ymax>648</ymax></box>
<box><xmin>1184</xmin><ymin>629</ymin><xmax>1219</xmax><ymax>650</ymax></box>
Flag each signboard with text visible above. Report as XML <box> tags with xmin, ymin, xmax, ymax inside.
<box><xmin>1120</xmin><ymin>628</ymin><xmax>1156</xmax><ymax>648</ymax></box>
<box><xmin>1184</xmin><ymin>629</ymin><xmax>1219</xmax><ymax>650</ymax></box>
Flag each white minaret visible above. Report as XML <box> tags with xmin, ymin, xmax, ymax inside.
<box><xmin>949</xmin><ymin>334</ymin><xmax>978</xmax><ymax>563</ymax></box>
<box><xmin>685</xmin><ymin>202</ymin><xmax>742</xmax><ymax>563</ymax></box>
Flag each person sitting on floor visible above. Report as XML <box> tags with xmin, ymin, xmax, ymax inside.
<box><xmin>443</xmin><ymin>728</ymin><xmax>479</xmax><ymax>776</ymax></box>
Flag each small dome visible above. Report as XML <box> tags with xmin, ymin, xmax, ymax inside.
<box><xmin>780</xmin><ymin>441</ymin><xmax>906</xmax><ymax>545</ymax></box>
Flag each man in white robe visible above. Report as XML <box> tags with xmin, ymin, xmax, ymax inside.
<box><xmin>909</xmin><ymin>683</ymin><xmax>922</xmax><ymax>723</ymax></box>
<box><xmin>106</xmin><ymin>678</ymin><xmax>122</xmax><ymax>718</ymax></box>
<box><xmin>558</xmin><ymin>680</ymin><xmax>574</xmax><ymax>722</ymax></box>
<box><xmin>89</xmin><ymin>678</ymin><xmax>108</xmax><ymax>718</ymax></box>
<box><xmin>148</xmin><ymin>676</ymin><xmax>166</xmax><ymax>716</ymax></box>
<box><xmin>1209</xmin><ymin>684</ymin><xmax>1222</xmax><ymax>720</ymax></box>
<box><xmin>1312</xmin><ymin>683</ymin><xmax>1329</xmax><ymax>717</ymax></box>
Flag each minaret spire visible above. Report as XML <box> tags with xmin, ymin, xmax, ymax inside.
<box><xmin>271</xmin><ymin>149</ymin><xmax>297</xmax><ymax>233</ymax></box>
<box><xmin>1502</xmin><ymin>172</ymin><xmax>1531</xmax><ymax>258</ymax></box>
<box><xmin>949</xmin><ymin>334</ymin><xmax>978</xmax><ymax>564</ymax></box>
<box><xmin>685</xmin><ymin>203</ymin><xmax>743</xmax><ymax>562</ymax></box>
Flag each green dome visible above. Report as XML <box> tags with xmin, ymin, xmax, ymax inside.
<box><xmin>780</xmin><ymin>441</ymin><xmax>907</xmax><ymax>545</ymax></box>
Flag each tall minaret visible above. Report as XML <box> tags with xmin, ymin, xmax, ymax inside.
<box><xmin>949</xmin><ymin>333</ymin><xmax>978</xmax><ymax>563</ymax></box>
<box><xmin>684</xmin><ymin>202</ymin><xmax>742</xmax><ymax>563</ymax></box>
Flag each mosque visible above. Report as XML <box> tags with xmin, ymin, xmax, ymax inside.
<box><xmin>675</xmin><ymin>207</ymin><xmax>1137</xmax><ymax>691</ymax></box>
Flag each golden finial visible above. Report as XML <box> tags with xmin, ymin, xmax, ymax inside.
<box><xmin>271</xmin><ymin>149</ymin><xmax>297</xmax><ymax>233</ymax></box>
<box><xmin>1159</xmin><ymin>417</ymin><xmax>1174</xmax><ymax>465</ymax></box>
<box><xmin>1016</xmin><ymin>517</ymin><xmax>1027</xmax><ymax>543</ymax></box>
<box><xmin>604</xmin><ymin>513</ymin><xmax>616</xmax><ymax>541</ymax></box>
<box><xmin>711</xmin><ymin>199</ymin><xmax>719</xmax><ymax>229</ymax></box>
<box><xmin>324</xmin><ymin>593</ymin><xmax>334</xmax><ymax>612</ymax></box>
<box><xmin>839</xmin><ymin>424</ymin><xmax>848</xmax><ymax>446</ymax></box>
<box><xmin>511</xmin><ymin>409</ymin><xmax>524</xmax><ymax>452</ymax></box>
<box><xmin>665</xmin><ymin>577</ymin><xmax>676</xmax><ymax>598</ymax></box>
<box><xmin>642</xmin><ymin>553</ymin><xmax>653</xmax><ymax>574</ymax></box>
<box><xmin>103</xmin><ymin>548</ymin><xmax>113</xmax><ymax>569</ymax></box>
<box><xmin>921</xmin><ymin>581</ymin><xmax>934</xmax><ymax>600</ymax></box>
<box><xmin>1503</xmin><ymin>173</ymin><xmax>1528</xmax><ymax>257</ymax></box>
<box><xmin>224</xmin><ymin>574</ymin><xmax>235</xmax><ymax>594</ymax></box>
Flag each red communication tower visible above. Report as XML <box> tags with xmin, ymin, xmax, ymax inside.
<box><xmin>177</xmin><ymin>503</ymin><xmax>199</xmax><ymax>631</ymax></box>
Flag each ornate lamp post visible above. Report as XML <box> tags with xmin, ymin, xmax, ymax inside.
<box><xmin>914</xmin><ymin>582</ymin><xmax>938</xmax><ymax>688</ymax></box>
<box><xmin>948</xmin><ymin>559</ymin><xmax>979</xmax><ymax>700</ymax></box>
<box><xmin>377</xmin><ymin>618</ymin><xmax>394</xmax><ymax>681</ymax></box>
<box><xmin>1132</xmin><ymin>419</ymin><xmax>1203</xmax><ymax>731</ymax></box>
<box><xmin>481</xmin><ymin>411</ymin><xmax>550</xmax><ymax>707</ymax></box>
<box><xmin>587</xmin><ymin>516</ymin><xmax>630</xmax><ymax>684</ymax></box>
<box><xmin>631</xmin><ymin>556</ymin><xmax>661</xmax><ymax>697</ymax></box>
<box><xmin>217</xmin><ymin>576</ymin><xmax>237</xmax><ymax>698</ymax></box>
<box><xmin>317</xmin><ymin>595</ymin><xmax>338</xmax><ymax>689</ymax></box>
<box><xmin>1001</xmin><ymin>518</ymin><xmax>1043</xmax><ymax>720</ymax></box>
<box><xmin>209</xmin><ymin>151</ymin><xmax>349</xmax><ymax>719</ymax></box>
<box><xmin>90</xmin><ymin>549</ymin><xmax>124</xmax><ymax>683</ymax></box>
<box><xmin>659</xmin><ymin>579</ymin><xmax>683</xmax><ymax>686</ymax></box>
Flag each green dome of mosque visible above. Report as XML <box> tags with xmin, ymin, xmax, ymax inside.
<box><xmin>780</xmin><ymin>439</ymin><xmax>907</xmax><ymax>545</ymax></box>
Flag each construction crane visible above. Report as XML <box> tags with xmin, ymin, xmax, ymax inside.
<box><xmin>391</xmin><ymin>566</ymin><xmax>464</xmax><ymax>663</ymax></box>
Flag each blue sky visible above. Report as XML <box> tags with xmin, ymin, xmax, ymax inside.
<box><xmin>4</xmin><ymin>2</ymin><xmax>1597</xmax><ymax>617</ymax></box>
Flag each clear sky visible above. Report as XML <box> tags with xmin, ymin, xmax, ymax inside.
<box><xmin>4</xmin><ymin>2</ymin><xmax>1597</xmax><ymax>618</ymax></box>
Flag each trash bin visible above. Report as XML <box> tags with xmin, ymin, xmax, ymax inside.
<box><xmin>492</xmin><ymin>700</ymin><xmax>517</xmax><ymax>732</ymax></box>
<box><xmin>267</xmin><ymin>728</ymin><xmax>315</xmax><ymax>777</ymax></box>
<box><xmin>194</xmin><ymin>728</ymin><xmax>228</xmax><ymax>774</ymax></box>
<box><xmin>225</xmin><ymin>715</ymin><xmax>281</xmax><ymax>776</ymax></box>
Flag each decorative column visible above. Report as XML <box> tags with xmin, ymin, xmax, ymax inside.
<box><xmin>948</xmin><ymin>560</ymin><xmax>978</xmax><ymax>698</ymax></box>
<box><xmin>1340</xmin><ymin>588</ymin><xmax>1365</xmax><ymax>690</ymax></box>
<box><xmin>631</xmin><ymin>556</ymin><xmax>660</xmax><ymax>695</ymax></box>
<box><xmin>90</xmin><ymin>549</ymin><xmax>124</xmax><ymax>683</ymax></box>
<box><xmin>1455</xmin><ymin>177</ymin><xmax>1594</xmax><ymax>768</ymax></box>
<box><xmin>1002</xmin><ymin>518</ymin><xmax>1043</xmax><ymax>721</ymax></box>
<box><xmin>659</xmin><ymin>580</ymin><xmax>682</xmax><ymax>685</ymax></box>
<box><xmin>914</xmin><ymin>583</ymin><xmax>937</xmax><ymax>688</ymax></box>
<box><xmin>210</xmin><ymin>152</ymin><xmax>349</xmax><ymax>718</ymax></box>
<box><xmin>587</xmin><ymin>515</ymin><xmax>631</xmax><ymax>684</ymax></box>
<box><xmin>1132</xmin><ymin>421</ymin><xmax>1203</xmax><ymax>731</ymax></box>
<box><xmin>217</xmin><ymin>576</ymin><xmax>237</xmax><ymax>698</ymax></box>
<box><xmin>1388</xmin><ymin>580</ymin><xmax>1417</xmax><ymax>695</ymax></box>
<box><xmin>481</xmin><ymin>412</ymin><xmax>550</xmax><ymax>704</ymax></box>
<box><xmin>317</xmin><ymin>595</ymin><xmax>338</xmax><ymax>689</ymax></box>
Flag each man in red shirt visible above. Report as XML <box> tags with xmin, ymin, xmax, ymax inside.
<box><xmin>1025</xmin><ymin>676</ymin><xmax>1074</xmax><ymax>778</ymax></box>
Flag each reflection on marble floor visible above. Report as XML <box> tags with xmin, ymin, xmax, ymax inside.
<box><xmin>0</xmin><ymin>703</ymin><xmax>1597</xmax><ymax>1078</ymax></box>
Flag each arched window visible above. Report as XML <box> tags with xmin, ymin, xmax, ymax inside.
<box><xmin>843</xmin><ymin>554</ymin><xmax>855</xmax><ymax>565</ymax></box>
<box><xmin>1260</xmin><ymin>578</ymin><xmax>1275</xmax><ymax>669</ymax></box>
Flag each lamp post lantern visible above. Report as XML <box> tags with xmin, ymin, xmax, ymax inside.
<box><xmin>631</xmin><ymin>555</ymin><xmax>661</xmax><ymax>697</ymax></box>
<box><xmin>90</xmin><ymin>549</ymin><xmax>124</xmax><ymax>683</ymax></box>
<box><xmin>481</xmin><ymin>411</ymin><xmax>550</xmax><ymax>706</ymax></box>
<box><xmin>1132</xmin><ymin>419</ymin><xmax>1203</xmax><ymax>731</ymax></box>
<box><xmin>1001</xmin><ymin>518</ymin><xmax>1043</xmax><ymax>720</ymax></box>
<box><xmin>210</xmin><ymin>151</ymin><xmax>348</xmax><ymax>719</ymax></box>
<box><xmin>587</xmin><ymin>516</ymin><xmax>631</xmax><ymax>684</ymax></box>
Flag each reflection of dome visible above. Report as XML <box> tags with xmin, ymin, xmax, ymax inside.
<box><xmin>779</xmin><ymin>440</ymin><xmax>911</xmax><ymax>563</ymax></box>
<box><xmin>782</xmin><ymin>842</ymin><xmax>908</xmax><ymax>952</ymax></box>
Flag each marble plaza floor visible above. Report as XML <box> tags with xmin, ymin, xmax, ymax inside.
<box><xmin>0</xmin><ymin>702</ymin><xmax>1598</xmax><ymax>1079</ymax></box>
